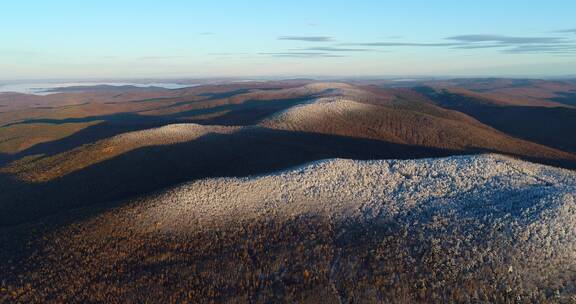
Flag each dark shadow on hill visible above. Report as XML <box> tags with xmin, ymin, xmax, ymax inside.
<box><xmin>454</xmin><ymin>106</ymin><xmax>576</xmax><ymax>153</ymax></box>
<box><xmin>508</xmin><ymin>154</ymin><xmax>576</xmax><ymax>170</ymax></box>
<box><xmin>1</xmin><ymin>112</ymin><xmax>149</xmax><ymax>128</ymax></box>
<box><xmin>140</xmin><ymin>89</ymin><xmax>325</xmax><ymax>113</ymax></box>
<box><xmin>550</xmin><ymin>91</ymin><xmax>576</xmax><ymax>106</ymax></box>
<box><xmin>162</xmin><ymin>97</ymin><xmax>313</xmax><ymax>123</ymax></box>
<box><xmin>186</xmin><ymin>97</ymin><xmax>313</xmax><ymax>125</ymax></box>
<box><xmin>415</xmin><ymin>86</ymin><xmax>576</xmax><ymax>153</ymax></box>
<box><xmin>0</xmin><ymin>128</ymin><xmax>465</xmax><ymax>227</ymax></box>
<box><xmin>1</xmin><ymin>97</ymin><xmax>315</xmax><ymax>165</ymax></box>
<box><xmin>134</xmin><ymin>89</ymin><xmax>253</xmax><ymax>111</ymax></box>
<box><xmin>1</xmin><ymin>116</ymin><xmax>176</xmax><ymax>166</ymax></box>
<box><xmin>199</xmin><ymin>89</ymin><xmax>253</xmax><ymax>99</ymax></box>
<box><xmin>2</xmin><ymin>96</ymin><xmax>314</xmax><ymax>128</ymax></box>
<box><xmin>0</xmin><ymin>152</ymin><xmax>9</xmax><ymax>167</ymax></box>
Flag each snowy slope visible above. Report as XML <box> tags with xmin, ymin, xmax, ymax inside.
<box><xmin>3</xmin><ymin>154</ymin><xmax>575</xmax><ymax>302</ymax></box>
<box><xmin>136</xmin><ymin>154</ymin><xmax>576</xmax><ymax>299</ymax></box>
<box><xmin>144</xmin><ymin>153</ymin><xmax>575</xmax><ymax>235</ymax></box>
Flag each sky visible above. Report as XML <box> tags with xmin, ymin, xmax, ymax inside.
<box><xmin>1</xmin><ymin>0</ymin><xmax>576</xmax><ymax>80</ymax></box>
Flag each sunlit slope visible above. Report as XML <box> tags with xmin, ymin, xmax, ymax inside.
<box><xmin>261</xmin><ymin>97</ymin><xmax>574</xmax><ymax>161</ymax></box>
<box><xmin>3</xmin><ymin>123</ymin><xmax>240</xmax><ymax>182</ymax></box>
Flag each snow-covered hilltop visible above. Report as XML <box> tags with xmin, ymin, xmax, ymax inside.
<box><xmin>5</xmin><ymin>154</ymin><xmax>574</xmax><ymax>303</ymax></box>
<box><xmin>139</xmin><ymin>153</ymin><xmax>576</xmax><ymax>302</ymax></box>
<box><xmin>117</xmin><ymin>153</ymin><xmax>576</xmax><ymax>301</ymax></box>
<box><xmin>143</xmin><ymin>154</ymin><xmax>576</xmax><ymax>233</ymax></box>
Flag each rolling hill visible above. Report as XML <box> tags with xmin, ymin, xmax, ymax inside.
<box><xmin>1</xmin><ymin>154</ymin><xmax>574</xmax><ymax>303</ymax></box>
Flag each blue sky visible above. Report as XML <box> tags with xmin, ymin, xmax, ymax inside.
<box><xmin>1</xmin><ymin>1</ymin><xmax>575</xmax><ymax>79</ymax></box>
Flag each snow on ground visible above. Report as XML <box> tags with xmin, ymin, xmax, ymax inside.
<box><xmin>142</xmin><ymin>153</ymin><xmax>575</xmax><ymax>232</ymax></box>
<box><xmin>261</xmin><ymin>97</ymin><xmax>369</xmax><ymax>129</ymax></box>
<box><xmin>137</xmin><ymin>154</ymin><xmax>576</xmax><ymax>297</ymax></box>
<box><xmin>259</xmin><ymin>96</ymin><xmax>409</xmax><ymax>143</ymax></box>
<box><xmin>108</xmin><ymin>123</ymin><xmax>240</xmax><ymax>147</ymax></box>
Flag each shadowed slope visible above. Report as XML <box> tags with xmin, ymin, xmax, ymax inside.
<box><xmin>0</xmin><ymin>127</ymin><xmax>461</xmax><ymax>226</ymax></box>
<box><xmin>3</xmin><ymin>124</ymin><xmax>241</xmax><ymax>182</ymax></box>
<box><xmin>550</xmin><ymin>91</ymin><xmax>576</xmax><ymax>106</ymax></box>
<box><xmin>395</xmin><ymin>78</ymin><xmax>576</xmax><ymax>107</ymax></box>
<box><xmin>417</xmin><ymin>87</ymin><xmax>576</xmax><ymax>153</ymax></box>
<box><xmin>0</xmin><ymin>121</ymin><xmax>101</xmax><ymax>155</ymax></box>
<box><xmin>0</xmin><ymin>83</ymin><xmax>324</xmax><ymax>159</ymax></box>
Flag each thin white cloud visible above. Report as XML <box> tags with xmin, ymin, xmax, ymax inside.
<box><xmin>260</xmin><ymin>52</ymin><xmax>344</xmax><ymax>58</ymax></box>
<box><xmin>278</xmin><ymin>36</ymin><xmax>334</xmax><ymax>42</ymax></box>
<box><xmin>139</xmin><ymin>56</ymin><xmax>185</xmax><ymax>60</ymax></box>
